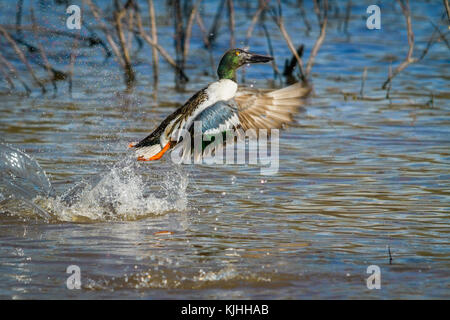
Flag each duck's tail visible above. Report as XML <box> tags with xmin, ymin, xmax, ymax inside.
<box><xmin>129</xmin><ymin>131</ymin><xmax>166</xmax><ymax>161</ymax></box>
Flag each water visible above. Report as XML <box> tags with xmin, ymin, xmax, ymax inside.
<box><xmin>0</xmin><ymin>1</ymin><xmax>449</xmax><ymax>299</ymax></box>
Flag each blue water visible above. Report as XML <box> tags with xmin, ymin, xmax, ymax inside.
<box><xmin>0</xmin><ymin>0</ymin><xmax>449</xmax><ymax>299</ymax></box>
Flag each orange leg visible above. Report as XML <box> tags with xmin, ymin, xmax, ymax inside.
<box><xmin>137</xmin><ymin>143</ymin><xmax>171</xmax><ymax>161</ymax></box>
<box><xmin>128</xmin><ymin>142</ymin><xmax>137</xmax><ymax>148</ymax></box>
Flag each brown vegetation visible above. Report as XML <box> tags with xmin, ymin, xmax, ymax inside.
<box><xmin>0</xmin><ymin>0</ymin><xmax>447</xmax><ymax>97</ymax></box>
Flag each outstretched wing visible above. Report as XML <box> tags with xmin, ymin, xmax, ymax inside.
<box><xmin>178</xmin><ymin>100</ymin><xmax>241</xmax><ymax>161</ymax></box>
<box><xmin>235</xmin><ymin>82</ymin><xmax>311</xmax><ymax>131</ymax></box>
<box><xmin>187</xmin><ymin>100</ymin><xmax>241</xmax><ymax>136</ymax></box>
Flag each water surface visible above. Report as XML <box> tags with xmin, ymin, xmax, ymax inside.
<box><xmin>0</xmin><ymin>1</ymin><xmax>449</xmax><ymax>299</ymax></box>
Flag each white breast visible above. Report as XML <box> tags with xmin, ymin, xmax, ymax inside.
<box><xmin>206</xmin><ymin>79</ymin><xmax>238</xmax><ymax>102</ymax></box>
<box><xmin>162</xmin><ymin>79</ymin><xmax>238</xmax><ymax>145</ymax></box>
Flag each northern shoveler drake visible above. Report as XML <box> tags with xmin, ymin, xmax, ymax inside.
<box><xmin>129</xmin><ymin>48</ymin><xmax>310</xmax><ymax>161</ymax></box>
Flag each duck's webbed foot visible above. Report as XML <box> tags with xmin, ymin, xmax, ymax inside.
<box><xmin>136</xmin><ymin>143</ymin><xmax>171</xmax><ymax>161</ymax></box>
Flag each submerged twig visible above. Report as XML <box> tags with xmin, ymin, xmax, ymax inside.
<box><xmin>386</xmin><ymin>63</ymin><xmax>392</xmax><ymax>99</ymax></box>
<box><xmin>283</xmin><ymin>45</ymin><xmax>304</xmax><ymax>84</ymax></box>
<box><xmin>388</xmin><ymin>245</ymin><xmax>393</xmax><ymax>265</ymax></box>
<box><xmin>359</xmin><ymin>67</ymin><xmax>367</xmax><ymax>99</ymax></box>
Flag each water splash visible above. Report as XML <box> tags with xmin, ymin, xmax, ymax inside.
<box><xmin>0</xmin><ymin>144</ymin><xmax>54</xmax><ymax>219</ymax></box>
<box><xmin>0</xmin><ymin>144</ymin><xmax>188</xmax><ymax>222</ymax></box>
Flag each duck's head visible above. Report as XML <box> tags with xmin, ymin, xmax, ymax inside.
<box><xmin>217</xmin><ymin>48</ymin><xmax>273</xmax><ymax>81</ymax></box>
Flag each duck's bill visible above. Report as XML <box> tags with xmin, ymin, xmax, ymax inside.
<box><xmin>247</xmin><ymin>53</ymin><xmax>273</xmax><ymax>64</ymax></box>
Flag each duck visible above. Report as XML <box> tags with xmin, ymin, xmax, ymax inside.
<box><xmin>129</xmin><ymin>48</ymin><xmax>310</xmax><ymax>161</ymax></box>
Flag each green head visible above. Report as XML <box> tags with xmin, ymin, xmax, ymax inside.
<box><xmin>217</xmin><ymin>48</ymin><xmax>273</xmax><ymax>81</ymax></box>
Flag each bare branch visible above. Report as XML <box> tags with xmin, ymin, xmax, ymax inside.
<box><xmin>143</xmin><ymin>0</ymin><xmax>159</xmax><ymax>85</ymax></box>
<box><xmin>0</xmin><ymin>50</ymin><xmax>31</xmax><ymax>93</ymax></box>
<box><xmin>184</xmin><ymin>0</ymin><xmax>202</xmax><ymax>59</ymax></box>
<box><xmin>429</xmin><ymin>20</ymin><xmax>450</xmax><ymax>49</ymax></box>
<box><xmin>272</xmin><ymin>0</ymin><xmax>306</xmax><ymax>82</ymax></box>
<box><xmin>245</xmin><ymin>0</ymin><xmax>270</xmax><ymax>46</ymax></box>
<box><xmin>135</xmin><ymin>7</ymin><xmax>189</xmax><ymax>82</ymax></box>
<box><xmin>382</xmin><ymin>0</ymin><xmax>417</xmax><ymax>89</ymax></box>
<box><xmin>343</xmin><ymin>0</ymin><xmax>351</xmax><ymax>35</ymax></box>
<box><xmin>298</xmin><ymin>0</ymin><xmax>312</xmax><ymax>35</ymax></box>
<box><xmin>195</xmin><ymin>11</ymin><xmax>216</xmax><ymax>74</ymax></box>
<box><xmin>0</xmin><ymin>60</ymin><xmax>15</xmax><ymax>90</ymax></box>
<box><xmin>113</xmin><ymin>0</ymin><xmax>135</xmax><ymax>86</ymax></box>
<box><xmin>262</xmin><ymin>23</ymin><xmax>282</xmax><ymax>82</ymax></box>
<box><xmin>208</xmin><ymin>0</ymin><xmax>226</xmax><ymax>46</ymax></box>
<box><xmin>227</xmin><ymin>0</ymin><xmax>235</xmax><ymax>48</ymax></box>
<box><xmin>84</xmin><ymin>0</ymin><xmax>126</xmax><ymax>67</ymax></box>
<box><xmin>173</xmin><ymin>0</ymin><xmax>187</xmax><ymax>86</ymax></box>
<box><xmin>15</xmin><ymin>0</ymin><xmax>23</xmax><ymax>39</ymax></box>
<box><xmin>305</xmin><ymin>0</ymin><xmax>328</xmax><ymax>79</ymax></box>
<box><xmin>68</xmin><ymin>32</ymin><xmax>79</xmax><ymax>96</ymax></box>
<box><xmin>31</xmin><ymin>8</ymin><xmax>67</xmax><ymax>91</ymax></box>
<box><xmin>444</xmin><ymin>0</ymin><xmax>450</xmax><ymax>23</ymax></box>
<box><xmin>0</xmin><ymin>25</ymin><xmax>46</xmax><ymax>92</ymax></box>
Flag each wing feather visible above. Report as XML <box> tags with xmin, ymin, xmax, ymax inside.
<box><xmin>235</xmin><ymin>82</ymin><xmax>311</xmax><ymax>131</ymax></box>
<box><xmin>188</xmin><ymin>100</ymin><xmax>240</xmax><ymax>135</ymax></box>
